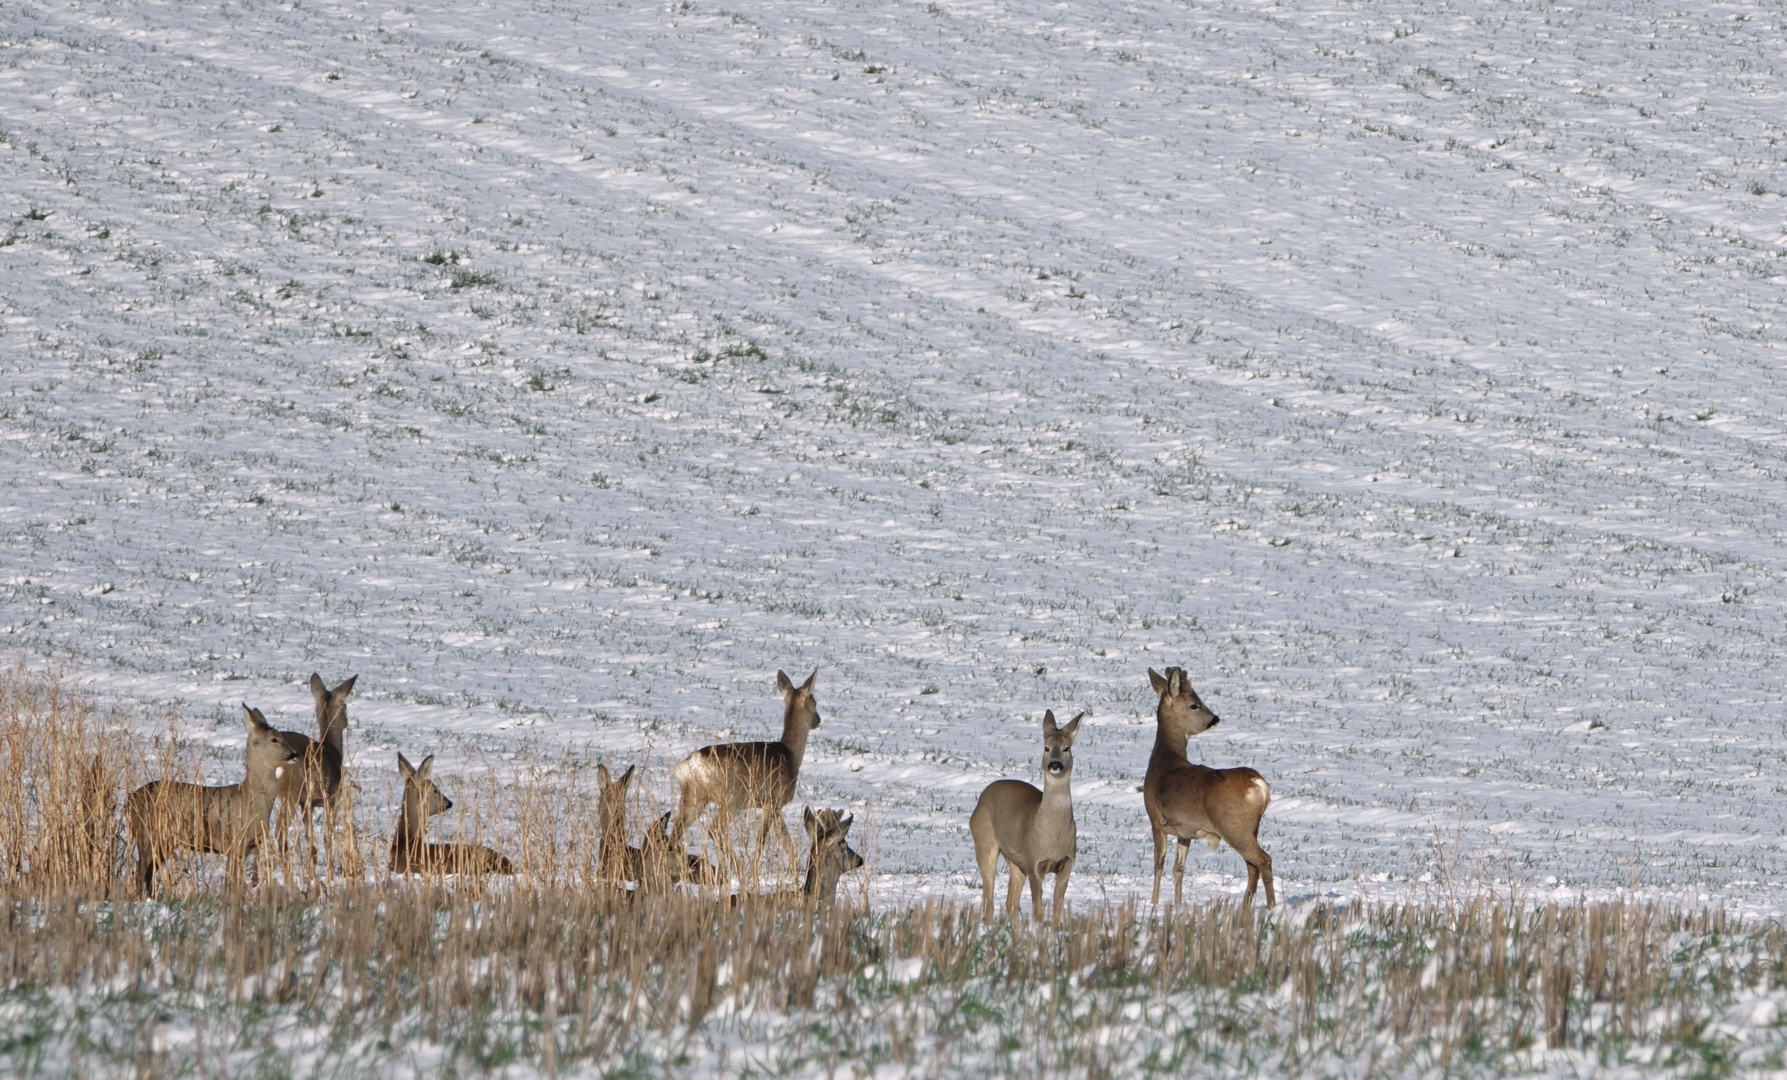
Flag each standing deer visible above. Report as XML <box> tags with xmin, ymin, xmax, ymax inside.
<box><xmin>275</xmin><ymin>673</ymin><xmax>355</xmax><ymax>867</ymax></box>
<box><xmin>670</xmin><ymin>669</ymin><xmax>820</xmax><ymax>880</ymax></box>
<box><xmin>1144</xmin><ymin>667</ymin><xmax>1274</xmax><ymax>907</ymax></box>
<box><xmin>388</xmin><ymin>753</ymin><xmax>515</xmax><ymax>876</ymax></box>
<box><xmin>969</xmin><ymin>711</ymin><xmax>1081</xmax><ymax>922</ymax></box>
<box><xmin>739</xmin><ymin>808</ymin><xmax>864</xmax><ymax>909</ymax></box>
<box><xmin>126</xmin><ymin>704</ymin><xmax>300</xmax><ymax>897</ymax></box>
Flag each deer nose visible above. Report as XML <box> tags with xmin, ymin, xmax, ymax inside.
<box><xmin>1209</xmin><ymin>715</ymin><xmax>1221</xmax><ymax>727</ymax></box>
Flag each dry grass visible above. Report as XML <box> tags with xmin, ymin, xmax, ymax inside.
<box><xmin>0</xmin><ymin>667</ymin><xmax>1782</xmax><ymax>1077</ymax></box>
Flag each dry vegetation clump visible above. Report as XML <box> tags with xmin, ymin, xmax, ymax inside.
<box><xmin>0</xmin><ymin>664</ymin><xmax>146</xmax><ymax>897</ymax></box>
<box><xmin>0</xmin><ymin>889</ymin><xmax>1784</xmax><ymax>1078</ymax></box>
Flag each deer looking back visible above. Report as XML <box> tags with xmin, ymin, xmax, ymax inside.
<box><xmin>276</xmin><ymin>673</ymin><xmax>354</xmax><ymax>813</ymax></box>
<box><xmin>125</xmin><ymin>704</ymin><xmax>299</xmax><ymax>896</ymax></box>
<box><xmin>388</xmin><ymin>753</ymin><xmax>515</xmax><ymax>876</ymax></box>
<box><xmin>969</xmin><ymin>711</ymin><xmax>1081</xmax><ymax>922</ymax></box>
<box><xmin>1144</xmin><ymin>667</ymin><xmax>1274</xmax><ymax>907</ymax></box>
<box><xmin>670</xmin><ymin>669</ymin><xmax>820</xmax><ymax>873</ymax></box>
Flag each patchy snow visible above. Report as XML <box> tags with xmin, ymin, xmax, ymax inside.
<box><xmin>3</xmin><ymin>0</ymin><xmax>1787</xmax><ymax>910</ymax></box>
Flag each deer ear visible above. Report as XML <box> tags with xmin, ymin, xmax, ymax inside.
<box><xmin>1062</xmin><ymin>713</ymin><xmax>1085</xmax><ymax>742</ymax></box>
<box><xmin>242</xmin><ymin>704</ymin><xmax>269</xmax><ymax>731</ymax></box>
<box><xmin>1170</xmin><ymin>669</ymin><xmax>1185</xmax><ymax>697</ymax></box>
<box><xmin>309</xmin><ymin>673</ymin><xmax>327</xmax><ymax>698</ymax></box>
<box><xmin>838</xmin><ymin>813</ymin><xmax>854</xmax><ymax>836</ymax></box>
<box><xmin>417</xmin><ymin>755</ymin><xmax>435</xmax><ymax>780</ymax></box>
<box><xmin>1042</xmin><ymin>709</ymin><xmax>1057</xmax><ymax>732</ymax></box>
<box><xmin>335</xmin><ymin>675</ymin><xmax>357</xmax><ymax>697</ymax></box>
<box><xmin>397</xmin><ymin>752</ymin><xmax>414</xmax><ymax>778</ymax></box>
<box><xmin>777</xmin><ymin>670</ymin><xmax>794</xmax><ymax>694</ymax></box>
<box><xmin>619</xmin><ymin>764</ymin><xmax>634</xmax><ymax>785</ymax></box>
<box><xmin>802</xmin><ymin>668</ymin><xmax>818</xmax><ymax>692</ymax></box>
<box><xmin>597</xmin><ymin>763</ymin><xmax>611</xmax><ymax>787</ymax></box>
<box><xmin>1148</xmin><ymin>668</ymin><xmax>1168</xmax><ymax>694</ymax></box>
<box><xmin>804</xmin><ymin>806</ymin><xmax>819</xmax><ymax>838</ymax></box>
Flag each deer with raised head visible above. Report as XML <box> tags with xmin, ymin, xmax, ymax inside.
<box><xmin>126</xmin><ymin>704</ymin><xmax>300</xmax><ymax>897</ymax></box>
<box><xmin>275</xmin><ymin>673</ymin><xmax>355</xmax><ymax>866</ymax></box>
<box><xmin>670</xmin><ymin>668</ymin><xmax>820</xmax><ymax>880</ymax></box>
<box><xmin>969</xmin><ymin>711</ymin><xmax>1081</xmax><ymax>922</ymax></box>
<box><xmin>740</xmin><ymin>808</ymin><xmax>864</xmax><ymax>909</ymax></box>
<box><xmin>388</xmin><ymin>753</ymin><xmax>515</xmax><ymax>876</ymax></box>
<box><xmin>1144</xmin><ymin>667</ymin><xmax>1274</xmax><ymax>907</ymax></box>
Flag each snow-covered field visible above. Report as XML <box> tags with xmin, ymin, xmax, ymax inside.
<box><xmin>3</xmin><ymin>0</ymin><xmax>1786</xmax><ymax>910</ymax></box>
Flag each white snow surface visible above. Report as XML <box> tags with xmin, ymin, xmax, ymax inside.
<box><xmin>2</xmin><ymin>0</ymin><xmax>1786</xmax><ymax>911</ymax></box>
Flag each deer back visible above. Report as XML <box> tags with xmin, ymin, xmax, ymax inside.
<box><xmin>675</xmin><ymin>740</ymin><xmax>799</xmax><ymax>810</ymax></box>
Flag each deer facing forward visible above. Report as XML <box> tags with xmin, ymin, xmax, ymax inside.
<box><xmin>388</xmin><ymin>753</ymin><xmax>515</xmax><ymax>876</ymax></box>
<box><xmin>1144</xmin><ymin>667</ymin><xmax>1274</xmax><ymax>907</ymax></box>
<box><xmin>126</xmin><ymin>704</ymin><xmax>299</xmax><ymax>897</ymax></box>
<box><xmin>969</xmin><ymin>711</ymin><xmax>1081</xmax><ymax>922</ymax></box>
<box><xmin>275</xmin><ymin>673</ymin><xmax>355</xmax><ymax>863</ymax></box>
<box><xmin>671</xmin><ymin>669</ymin><xmax>820</xmax><ymax>877</ymax></box>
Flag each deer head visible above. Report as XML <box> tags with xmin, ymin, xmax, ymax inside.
<box><xmin>1042</xmin><ymin>710</ymin><xmax>1082</xmax><ymax>781</ymax></box>
<box><xmin>1148</xmin><ymin>667</ymin><xmax>1220</xmax><ymax>744</ymax></box>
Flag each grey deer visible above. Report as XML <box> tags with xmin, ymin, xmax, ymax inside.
<box><xmin>1144</xmin><ymin>667</ymin><xmax>1274</xmax><ymax>907</ymax></box>
<box><xmin>388</xmin><ymin>753</ymin><xmax>515</xmax><ymax>876</ymax></box>
<box><xmin>126</xmin><ymin>704</ymin><xmax>300</xmax><ymax>896</ymax></box>
<box><xmin>275</xmin><ymin>673</ymin><xmax>355</xmax><ymax>865</ymax></box>
<box><xmin>969</xmin><ymin>711</ymin><xmax>1082</xmax><ymax>922</ymax></box>
<box><xmin>671</xmin><ymin>669</ymin><xmax>820</xmax><ymax>879</ymax></box>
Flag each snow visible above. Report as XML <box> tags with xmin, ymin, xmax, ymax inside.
<box><xmin>3</xmin><ymin>0</ymin><xmax>1787</xmax><ymax>910</ymax></box>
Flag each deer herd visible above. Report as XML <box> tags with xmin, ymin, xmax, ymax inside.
<box><xmin>123</xmin><ymin>664</ymin><xmax>1272</xmax><ymax>920</ymax></box>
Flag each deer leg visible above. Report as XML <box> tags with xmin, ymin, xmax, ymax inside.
<box><xmin>1149</xmin><ymin>821</ymin><xmax>1168</xmax><ymax>905</ymax></box>
<box><xmin>971</xmin><ymin>824</ymin><xmax>1000</xmax><ymax>923</ymax></box>
<box><xmin>1233</xmin><ymin>834</ymin><xmax>1275</xmax><ymax>908</ymax></box>
<box><xmin>1172</xmin><ymin>837</ymin><xmax>1190</xmax><ymax>906</ymax></box>
<box><xmin>1051</xmin><ymin>858</ymin><xmax>1073</xmax><ymax>923</ymax></box>
<box><xmin>1005</xmin><ymin>863</ymin><xmax>1023</xmax><ymax>919</ymax></box>
<box><xmin>1027</xmin><ymin>864</ymin><xmax>1046</xmax><ymax>922</ymax></box>
<box><xmin>135</xmin><ymin>846</ymin><xmax>155</xmax><ymax>899</ymax></box>
<box><xmin>767</xmin><ymin>809</ymin><xmax>800</xmax><ymax>881</ymax></box>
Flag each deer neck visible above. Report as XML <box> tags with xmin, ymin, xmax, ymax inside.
<box><xmin>393</xmin><ymin>796</ymin><xmax>428</xmax><ymax>851</ymax></box>
<box><xmin>802</xmin><ymin>850</ymin><xmax>841</xmax><ymax>903</ymax></box>
<box><xmin>1039</xmin><ymin>770</ymin><xmax>1074</xmax><ymax>813</ymax></box>
<box><xmin>780</xmin><ymin>713</ymin><xmax>813</xmax><ymax>764</ymax></box>
<box><xmin>1150</xmin><ymin>721</ymin><xmax>1191</xmax><ymax>766</ymax></box>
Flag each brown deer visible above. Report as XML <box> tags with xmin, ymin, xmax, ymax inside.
<box><xmin>670</xmin><ymin>669</ymin><xmax>820</xmax><ymax>879</ymax></box>
<box><xmin>274</xmin><ymin>673</ymin><xmax>355</xmax><ymax>865</ymax></box>
<box><xmin>388</xmin><ymin>753</ymin><xmax>515</xmax><ymax>876</ymax></box>
<box><xmin>596</xmin><ymin>764</ymin><xmax>719</xmax><ymax>890</ymax></box>
<box><xmin>126</xmin><ymin>704</ymin><xmax>300</xmax><ymax>897</ymax></box>
<box><xmin>740</xmin><ymin>808</ymin><xmax>863</xmax><ymax>909</ymax></box>
<box><xmin>1144</xmin><ymin>667</ymin><xmax>1274</xmax><ymax>907</ymax></box>
<box><xmin>969</xmin><ymin>711</ymin><xmax>1081</xmax><ymax>922</ymax></box>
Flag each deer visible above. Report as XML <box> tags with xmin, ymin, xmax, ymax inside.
<box><xmin>388</xmin><ymin>753</ymin><xmax>515</xmax><ymax>876</ymax></box>
<box><xmin>125</xmin><ymin>704</ymin><xmax>300</xmax><ymax>897</ymax></box>
<box><xmin>670</xmin><ymin>668</ymin><xmax>820</xmax><ymax>882</ymax></box>
<box><xmin>969</xmin><ymin>711</ymin><xmax>1081</xmax><ymax>922</ymax></box>
<box><xmin>738</xmin><ymin>808</ymin><xmax>864</xmax><ymax>909</ymax></box>
<box><xmin>595</xmin><ymin>764</ymin><xmax>719</xmax><ymax>890</ymax></box>
<box><xmin>274</xmin><ymin>673</ymin><xmax>355</xmax><ymax>869</ymax></box>
<box><xmin>1144</xmin><ymin>667</ymin><xmax>1274</xmax><ymax>907</ymax></box>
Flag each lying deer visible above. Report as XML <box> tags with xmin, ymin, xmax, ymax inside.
<box><xmin>1144</xmin><ymin>667</ymin><xmax>1274</xmax><ymax>906</ymax></box>
<box><xmin>671</xmin><ymin>669</ymin><xmax>820</xmax><ymax>879</ymax></box>
<box><xmin>388</xmin><ymin>753</ymin><xmax>515</xmax><ymax>876</ymax></box>
<box><xmin>740</xmin><ymin>808</ymin><xmax>863</xmax><ymax>909</ymax></box>
<box><xmin>596</xmin><ymin>764</ymin><xmax>719</xmax><ymax>890</ymax></box>
<box><xmin>126</xmin><ymin>704</ymin><xmax>300</xmax><ymax>897</ymax></box>
<box><xmin>275</xmin><ymin>673</ymin><xmax>355</xmax><ymax>863</ymax></box>
<box><xmin>969</xmin><ymin>711</ymin><xmax>1081</xmax><ymax>922</ymax></box>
